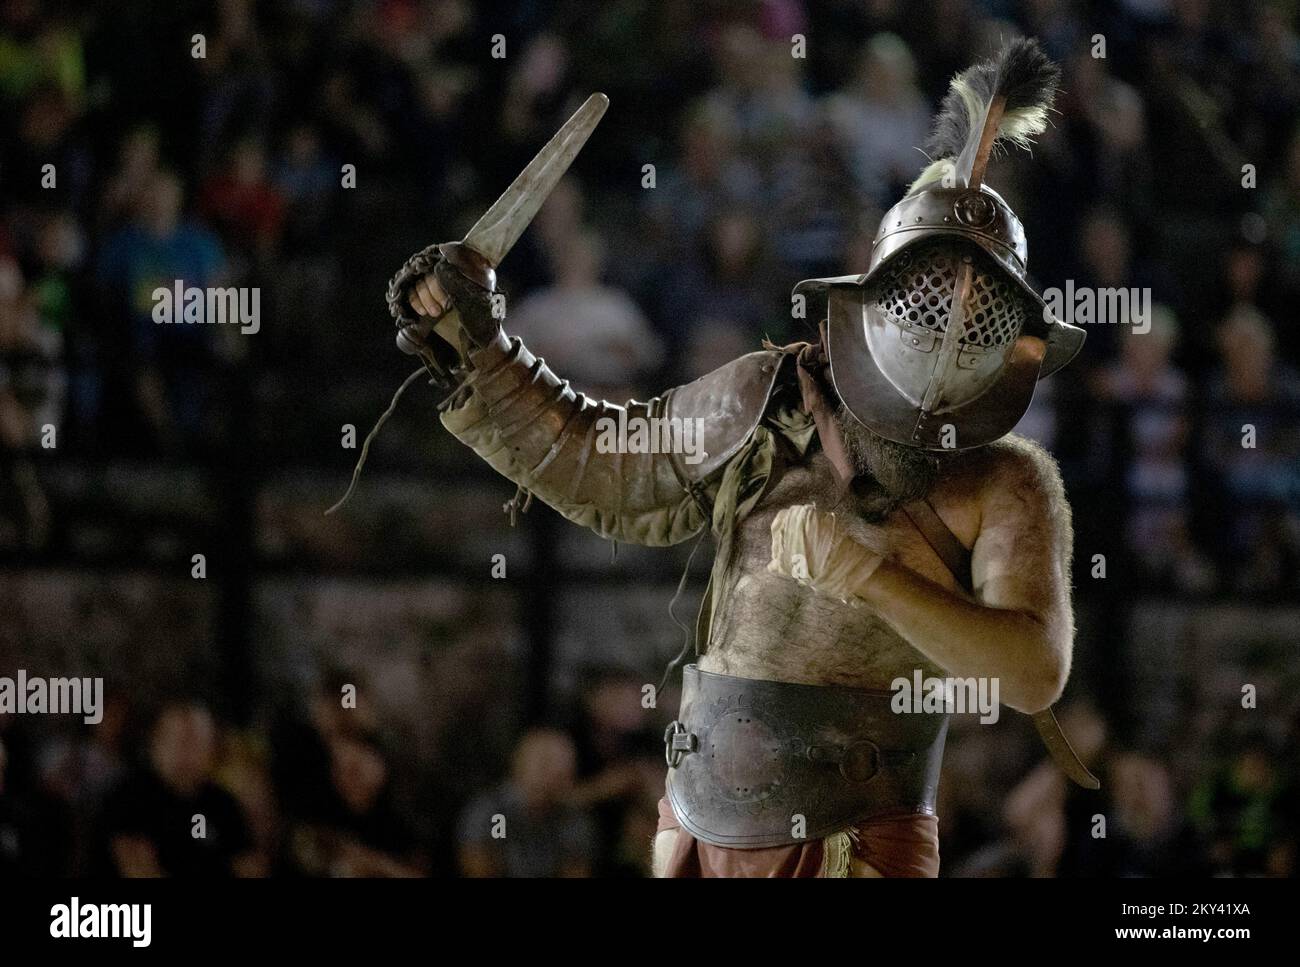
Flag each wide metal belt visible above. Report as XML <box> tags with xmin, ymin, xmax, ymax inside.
<box><xmin>664</xmin><ymin>665</ymin><xmax>949</xmax><ymax>849</ymax></box>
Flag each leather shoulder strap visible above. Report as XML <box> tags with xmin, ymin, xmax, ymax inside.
<box><xmin>901</xmin><ymin>499</ymin><xmax>974</xmax><ymax>593</ymax></box>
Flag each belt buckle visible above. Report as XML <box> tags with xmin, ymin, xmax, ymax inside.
<box><xmin>804</xmin><ymin>740</ymin><xmax>881</xmax><ymax>782</ymax></box>
<box><xmin>839</xmin><ymin>740</ymin><xmax>881</xmax><ymax>783</ymax></box>
<box><xmin>664</xmin><ymin>721</ymin><xmax>697</xmax><ymax>768</ymax></box>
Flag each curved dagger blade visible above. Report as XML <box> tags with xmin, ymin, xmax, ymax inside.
<box><xmin>462</xmin><ymin>92</ymin><xmax>609</xmax><ymax>266</ymax></box>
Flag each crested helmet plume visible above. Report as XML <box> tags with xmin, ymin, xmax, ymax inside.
<box><xmin>910</xmin><ymin>37</ymin><xmax>1061</xmax><ymax>194</ymax></box>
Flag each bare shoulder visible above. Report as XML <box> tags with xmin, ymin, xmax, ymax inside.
<box><xmin>965</xmin><ymin>433</ymin><xmax>1073</xmax><ymax>566</ymax></box>
<box><xmin>974</xmin><ymin>434</ymin><xmax>1068</xmax><ymax>509</ymax></box>
<box><xmin>924</xmin><ymin>433</ymin><xmax>1070</xmax><ymax>553</ymax></box>
<box><xmin>931</xmin><ymin>433</ymin><xmax>1068</xmax><ymax>509</ymax></box>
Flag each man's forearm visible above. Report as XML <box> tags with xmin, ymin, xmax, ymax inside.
<box><xmin>440</xmin><ymin>330</ymin><xmax>707</xmax><ymax>547</ymax></box>
<box><xmin>855</xmin><ymin>561</ymin><xmax>1068</xmax><ymax>713</ymax></box>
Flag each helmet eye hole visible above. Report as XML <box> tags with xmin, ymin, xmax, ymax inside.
<box><xmin>873</xmin><ymin>243</ymin><xmax>1026</xmax><ymax>349</ymax></box>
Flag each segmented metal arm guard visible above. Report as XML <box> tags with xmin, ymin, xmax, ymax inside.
<box><xmin>441</xmin><ymin>332</ymin><xmax>709</xmax><ymax>546</ymax></box>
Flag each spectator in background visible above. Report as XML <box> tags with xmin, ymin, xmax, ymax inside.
<box><xmin>1056</xmin><ymin>50</ymin><xmax>1155</xmax><ymax>231</ymax></box>
<box><xmin>700</xmin><ymin>24</ymin><xmax>812</xmax><ymax>160</ymax></box>
<box><xmin>268</xmin><ymin>123</ymin><xmax>341</xmax><ymax>356</ymax></box>
<box><xmin>956</xmin><ymin>701</ymin><xmax>1111</xmax><ymax>878</ymax></box>
<box><xmin>1204</xmin><ymin>305</ymin><xmax>1300</xmax><ymax>591</ymax></box>
<box><xmin>272</xmin><ymin>670</ymin><xmax>378</xmax><ymax>828</ymax></box>
<box><xmin>1221</xmin><ymin>233</ymin><xmax>1272</xmax><ymax>321</ymax></box>
<box><xmin>1009</xmin><ymin>740</ymin><xmax>1213</xmax><ymax>878</ymax></box>
<box><xmin>97</xmin><ymin>126</ymin><xmax>162</xmax><ymax>231</ymax></box>
<box><xmin>457</xmin><ymin>728</ymin><xmax>595</xmax><ymax>877</ymax></box>
<box><xmin>1090</xmin><ymin>74</ymin><xmax>1154</xmax><ymax>225</ymax></box>
<box><xmin>0</xmin><ymin>731</ymin><xmax>73</xmax><ymax>875</ymax></box>
<box><xmin>1263</xmin><ymin>125</ymin><xmax>1300</xmax><ymax>318</ymax></box>
<box><xmin>507</xmin><ymin>228</ymin><xmax>663</xmax><ymax>398</ymax></box>
<box><xmin>1</xmin><ymin>81</ymin><xmax>91</xmax><ymax>211</ymax></box>
<box><xmin>0</xmin><ymin>4</ymin><xmax>86</xmax><ymax>105</ymax></box>
<box><xmin>0</xmin><ymin>254</ymin><xmax>54</xmax><ymax>549</ymax></box>
<box><xmin>1093</xmin><ymin>306</ymin><xmax>1214</xmax><ymax>591</ymax></box>
<box><xmin>96</xmin><ymin>169</ymin><xmax>226</xmax><ymax>453</ymax></box>
<box><xmin>212</xmin><ymin>729</ymin><xmax>281</xmax><ymax>878</ymax></box>
<box><xmin>1209</xmin><ymin>306</ymin><xmax>1300</xmax><ymax>409</ymax></box>
<box><xmin>565</xmin><ymin>669</ymin><xmax>668</xmax><ymax>877</ymax></box>
<box><xmin>38</xmin><ymin>696</ymin><xmax>130</xmax><ymax>875</ymax></box>
<box><xmin>1244</xmin><ymin>6</ymin><xmax>1300</xmax><ymax>163</ymax></box>
<box><xmin>1190</xmin><ymin>737</ymin><xmax>1298</xmax><ymax>876</ymax></box>
<box><xmin>1073</xmin><ymin>207</ymin><xmax>1139</xmax><ymax>361</ymax></box>
<box><xmin>193</xmin><ymin>0</ymin><xmax>277</xmax><ymax>173</ymax></box>
<box><xmin>23</xmin><ymin>212</ymin><xmax>76</xmax><ymax>432</ymax></box>
<box><xmin>199</xmin><ymin>135</ymin><xmax>286</xmax><ymax>270</ymax></box>
<box><xmin>287</xmin><ymin>731</ymin><xmax>425</xmax><ymax>878</ymax></box>
<box><xmin>273</xmin><ymin>123</ymin><xmax>337</xmax><ymax>247</ymax></box>
<box><xmin>1000</xmin><ymin>755</ymin><xmax>1067</xmax><ymax>877</ymax></box>
<box><xmin>273</xmin><ymin>671</ymin><xmax>425</xmax><ymax>877</ymax></box>
<box><xmin>1094</xmin><ymin>752</ymin><xmax>1208</xmax><ymax>876</ymax></box>
<box><xmin>500</xmin><ymin>34</ymin><xmax>572</xmax><ymax>158</ymax></box>
<box><xmin>768</xmin><ymin>115</ymin><xmax>863</xmax><ymax>281</ymax></box>
<box><xmin>1202</xmin><ymin>228</ymin><xmax>1284</xmax><ymax>366</ymax></box>
<box><xmin>28</xmin><ymin>210</ymin><xmax>80</xmax><ymax>350</ymax></box>
<box><xmin>318</xmin><ymin>67</ymin><xmax>392</xmax><ymax>166</ymax></box>
<box><xmin>99</xmin><ymin>701</ymin><xmax>262</xmax><ymax>877</ymax></box>
<box><xmin>407</xmin><ymin>62</ymin><xmax>476</xmax><ymax>214</ymax></box>
<box><xmin>662</xmin><ymin>208</ymin><xmax>773</xmax><ymax>380</ymax></box>
<box><xmin>642</xmin><ymin>100</ymin><xmax>763</xmax><ymax>271</ymax></box>
<box><xmin>822</xmin><ymin>34</ymin><xmax>931</xmax><ymax>207</ymax></box>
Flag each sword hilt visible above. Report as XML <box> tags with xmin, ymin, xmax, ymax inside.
<box><xmin>391</xmin><ymin>240</ymin><xmax>497</xmax><ymax>357</ymax></box>
<box><xmin>437</xmin><ymin>240</ymin><xmax>497</xmax><ymax>292</ymax></box>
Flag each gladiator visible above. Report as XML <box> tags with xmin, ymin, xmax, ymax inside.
<box><xmin>385</xmin><ymin>38</ymin><xmax>1098</xmax><ymax>878</ymax></box>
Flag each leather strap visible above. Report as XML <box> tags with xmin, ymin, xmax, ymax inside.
<box><xmin>900</xmin><ymin>499</ymin><xmax>973</xmax><ymax>593</ymax></box>
<box><xmin>794</xmin><ymin>333</ymin><xmax>854</xmax><ymax>490</ymax></box>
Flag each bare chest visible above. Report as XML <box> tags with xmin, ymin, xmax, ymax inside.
<box><xmin>699</xmin><ymin>451</ymin><xmax>962</xmax><ymax>688</ymax></box>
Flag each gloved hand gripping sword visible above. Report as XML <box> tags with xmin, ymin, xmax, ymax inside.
<box><xmin>388</xmin><ymin>93</ymin><xmax>610</xmax><ymax>380</ymax></box>
<box><xmin>328</xmin><ymin>94</ymin><xmax>610</xmax><ymax>514</ymax></box>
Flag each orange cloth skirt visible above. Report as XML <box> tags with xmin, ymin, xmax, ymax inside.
<box><xmin>655</xmin><ymin>796</ymin><xmax>940</xmax><ymax>877</ymax></box>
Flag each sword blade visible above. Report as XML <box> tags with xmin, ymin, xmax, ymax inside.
<box><xmin>1032</xmin><ymin>708</ymin><xmax>1101</xmax><ymax>789</ymax></box>
<box><xmin>461</xmin><ymin>92</ymin><xmax>609</xmax><ymax>266</ymax></box>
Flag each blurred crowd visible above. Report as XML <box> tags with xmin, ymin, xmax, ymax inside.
<box><xmin>1</xmin><ymin>0</ymin><xmax>1298</xmax><ymax>877</ymax></box>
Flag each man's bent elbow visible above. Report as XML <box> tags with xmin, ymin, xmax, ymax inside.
<box><xmin>1007</xmin><ymin>652</ymin><xmax>1069</xmax><ymax>714</ymax></box>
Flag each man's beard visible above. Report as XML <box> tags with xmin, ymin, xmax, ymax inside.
<box><xmin>834</xmin><ymin>404</ymin><xmax>941</xmax><ymax>521</ymax></box>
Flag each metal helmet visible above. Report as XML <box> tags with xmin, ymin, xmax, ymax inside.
<box><xmin>796</xmin><ymin>39</ymin><xmax>1084</xmax><ymax>451</ymax></box>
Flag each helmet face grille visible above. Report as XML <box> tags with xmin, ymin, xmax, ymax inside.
<box><xmin>876</xmin><ymin>246</ymin><xmax>955</xmax><ymax>335</ymax></box>
<box><xmin>966</xmin><ymin>268</ymin><xmax>1025</xmax><ymax>349</ymax></box>
<box><xmin>874</xmin><ymin>242</ymin><xmax>1026</xmax><ymax>352</ymax></box>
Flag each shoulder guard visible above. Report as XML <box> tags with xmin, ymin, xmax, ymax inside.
<box><xmin>663</xmin><ymin>349</ymin><xmax>789</xmax><ymax>484</ymax></box>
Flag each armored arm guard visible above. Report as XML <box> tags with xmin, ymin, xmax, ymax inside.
<box><xmin>439</xmin><ymin>330</ymin><xmax>786</xmax><ymax>547</ymax></box>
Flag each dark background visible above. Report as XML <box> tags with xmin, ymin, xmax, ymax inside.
<box><xmin>0</xmin><ymin>0</ymin><xmax>1297</xmax><ymax>877</ymax></box>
